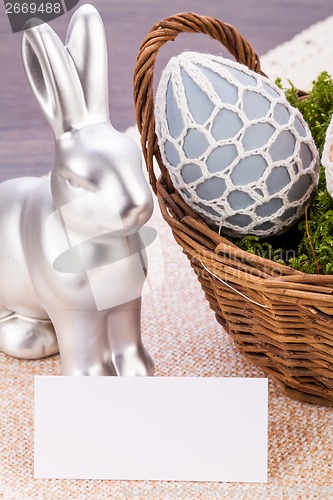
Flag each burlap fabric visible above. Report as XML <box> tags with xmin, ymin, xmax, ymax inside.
<box><xmin>1</xmin><ymin>16</ymin><xmax>333</xmax><ymax>500</ymax></box>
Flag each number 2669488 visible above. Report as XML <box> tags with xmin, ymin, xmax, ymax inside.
<box><xmin>5</xmin><ymin>3</ymin><xmax>62</xmax><ymax>14</ymax></box>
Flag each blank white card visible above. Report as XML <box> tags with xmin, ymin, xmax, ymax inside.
<box><xmin>34</xmin><ymin>376</ymin><xmax>268</xmax><ymax>482</ymax></box>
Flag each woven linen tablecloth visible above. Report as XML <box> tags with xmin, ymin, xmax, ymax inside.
<box><xmin>1</xmin><ymin>16</ymin><xmax>333</xmax><ymax>500</ymax></box>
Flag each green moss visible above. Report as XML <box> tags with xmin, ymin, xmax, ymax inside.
<box><xmin>233</xmin><ymin>72</ymin><xmax>333</xmax><ymax>274</ymax></box>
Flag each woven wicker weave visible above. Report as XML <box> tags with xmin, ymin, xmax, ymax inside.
<box><xmin>134</xmin><ymin>12</ymin><xmax>333</xmax><ymax>406</ymax></box>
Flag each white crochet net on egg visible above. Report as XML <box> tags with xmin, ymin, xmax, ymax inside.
<box><xmin>155</xmin><ymin>52</ymin><xmax>319</xmax><ymax>237</ymax></box>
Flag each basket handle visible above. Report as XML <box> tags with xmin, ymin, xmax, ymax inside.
<box><xmin>133</xmin><ymin>12</ymin><xmax>264</xmax><ymax>194</ymax></box>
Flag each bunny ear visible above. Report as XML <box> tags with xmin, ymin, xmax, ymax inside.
<box><xmin>22</xmin><ymin>21</ymin><xmax>86</xmax><ymax>138</ymax></box>
<box><xmin>66</xmin><ymin>4</ymin><xmax>110</xmax><ymax>124</ymax></box>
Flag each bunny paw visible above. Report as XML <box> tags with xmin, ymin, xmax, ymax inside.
<box><xmin>0</xmin><ymin>313</ymin><xmax>58</xmax><ymax>359</ymax></box>
<box><xmin>112</xmin><ymin>345</ymin><xmax>155</xmax><ymax>376</ymax></box>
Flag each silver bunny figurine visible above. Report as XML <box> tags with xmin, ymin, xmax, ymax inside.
<box><xmin>0</xmin><ymin>4</ymin><xmax>155</xmax><ymax>376</ymax></box>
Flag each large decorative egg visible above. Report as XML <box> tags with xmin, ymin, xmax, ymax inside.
<box><xmin>155</xmin><ymin>52</ymin><xmax>319</xmax><ymax>237</ymax></box>
<box><xmin>322</xmin><ymin>114</ymin><xmax>333</xmax><ymax>197</ymax></box>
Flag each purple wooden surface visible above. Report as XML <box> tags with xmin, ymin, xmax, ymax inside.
<box><xmin>0</xmin><ymin>0</ymin><xmax>332</xmax><ymax>180</ymax></box>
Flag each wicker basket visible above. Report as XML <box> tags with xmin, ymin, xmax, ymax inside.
<box><xmin>134</xmin><ymin>12</ymin><xmax>333</xmax><ymax>406</ymax></box>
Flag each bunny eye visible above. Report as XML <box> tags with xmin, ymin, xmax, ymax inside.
<box><xmin>67</xmin><ymin>177</ymin><xmax>81</xmax><ymax>188</ymax></box>
<box><xmin>61</xmin><ymin>174</ymin><xmax>82</xmax><ymax>189</ymax></box>
<box><xmin>59</xmin><ymin>173</ymin><xmax>94</xmax><ymax>191</ymax></box>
